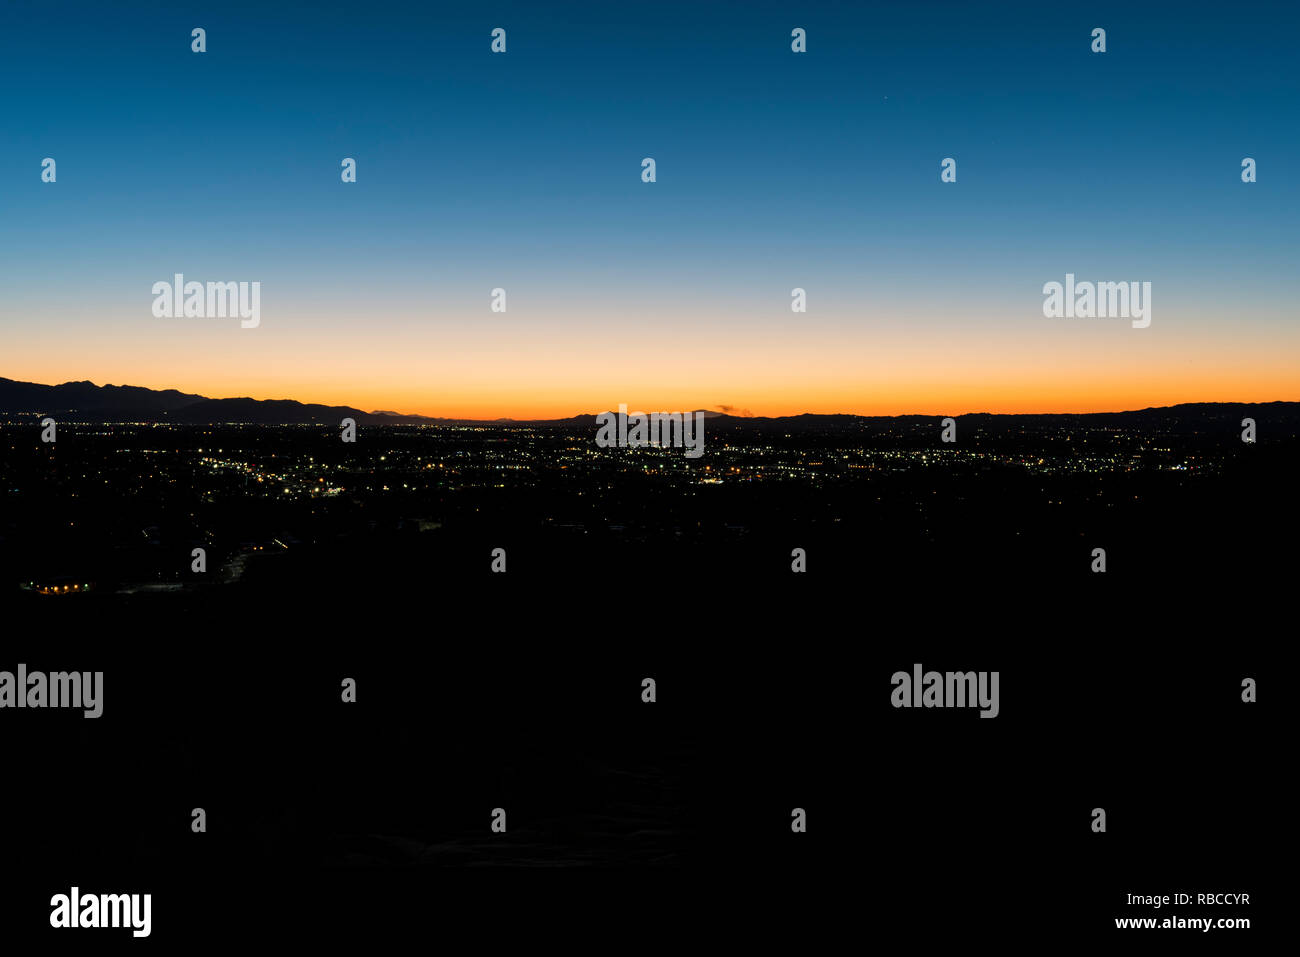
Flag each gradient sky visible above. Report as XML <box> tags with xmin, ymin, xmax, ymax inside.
<box><xmin>2</xmin><ymin>0</ymin><xmax>1297</xmax><ymax>418</ymax></box>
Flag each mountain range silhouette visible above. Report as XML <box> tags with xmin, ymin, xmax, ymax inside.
<box><xmin>2</xmin><ymin>376</ymin><xmax>1297</xmax><ymax>430</ymax></box>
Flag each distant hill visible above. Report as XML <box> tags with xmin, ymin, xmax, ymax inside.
<box><xmin>0</xmin><ymin>378</ymin><xmax>206</xmax><ymax>415</ymax></box>
<box><xmin>0</xmin><ymin>377</ymin><xmax>427</xmax><ymax>425</ymax></box>
<box><xmin>698</xmin><ymin>403</ymin><xmax>1300</xmax><ymax>434</ymax></box>
<box><xmin>1</xmin><ymin>376</ymin><xmax>1297</xmax><ymax>430</ymax></box>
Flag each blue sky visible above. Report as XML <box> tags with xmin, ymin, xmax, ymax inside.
<box><xmin>1</xmin><ymin>1</ymin><xmax>1296</xmax><ymax>415</ymax></box>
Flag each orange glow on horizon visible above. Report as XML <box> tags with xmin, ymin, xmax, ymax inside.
<box><xmin>5</xmin><ymin>312</ymin><xmax>1297</xmax><ymax>420</ymax></box>
<box><xmin>4</xmin><ymin>369</ymin><xmax>1295</xmax><ymax>420</ymax></box>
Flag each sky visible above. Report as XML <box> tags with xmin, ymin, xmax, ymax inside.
<box><xmin>1</xmin><ymin>0</ymin><xmax>1297</xmax><ymax>418</ymax></box>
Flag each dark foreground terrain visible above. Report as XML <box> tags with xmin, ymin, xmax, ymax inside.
<box><xmin>0</xmin><ymin>413</ymin><xmax>1286</xmax><ymax>945</ymax></box>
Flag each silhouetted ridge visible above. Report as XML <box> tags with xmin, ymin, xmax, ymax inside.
<box><xmin>1</xmin><ymin>376</ymin><xmax>1296</xmax><ymax>429</ymax></box>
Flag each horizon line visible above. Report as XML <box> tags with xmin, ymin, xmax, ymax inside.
<box><xmin>2</xmin><ymin>375</ymin><xmax>1298</xmax><ymax>422</ymax></box>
